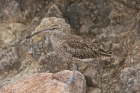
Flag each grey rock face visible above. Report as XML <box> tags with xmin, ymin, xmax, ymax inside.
<box><xmin>0</xmin><ymin>0</ymin><xmax>140</xmax><ymax>93</ymax></box>
<box><xmin>120</xmin><ymin>65</ymin><xmax>140</xmax><ymax>93</ymax></box>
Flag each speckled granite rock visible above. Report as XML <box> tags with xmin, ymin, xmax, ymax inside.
<box><xmin>0</xmin><ymin>0</ymin><xmax>140</xmax><ymax>93</ymax></box>
<box><xmin>120</xmin><ymin>64</ymin><xmax>140</xmax><ymax>93</ymax></box>
<box><xmin>119</xmin><ymin>41</ymin><xmax>140</xmax><ymax>93</ymax></box>
<box><xmin>0</xmin><ymin>70</ymin><xmax>86</xmax><ymax>93</ymax></box>
<box><xmin>0</xmin><ymin>23</ymin><xmax>26</xmax><ymax>49</ymax></box>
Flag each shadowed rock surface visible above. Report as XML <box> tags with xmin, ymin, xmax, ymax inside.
<box><xmin>0</xmin><ymin>0</ymin><xmax>140</xmax><ymax>93</ymax></box>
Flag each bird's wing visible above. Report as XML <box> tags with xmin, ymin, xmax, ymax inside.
<box><xmin>58</xmin><ymin>35</ymin><xmax>112</xmax><ymax>60</ymax></box>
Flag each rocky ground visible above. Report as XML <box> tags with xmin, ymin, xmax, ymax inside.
<box><xmin>0</xmin><ymin>0</ymin><xmax>140</xmax><ymax>93</ymax></box>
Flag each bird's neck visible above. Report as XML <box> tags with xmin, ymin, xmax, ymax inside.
<box><xmin>50</xmin><ymin>32</ymin><xmax>65</xmax><ymax>47</ymax></box>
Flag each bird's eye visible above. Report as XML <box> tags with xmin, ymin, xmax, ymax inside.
<box><xmin>51</xmin><ymin>27</ymin><xmax>55</xmax><ymax>30</ymax></box>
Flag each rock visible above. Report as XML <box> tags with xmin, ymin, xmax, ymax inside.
<box><xmin>0</xmin><ymin>70</ymin><xmax>86</xmax><ymax>93</ymax></box>
<box><xmin>125</xmin><ymin>41</ymin><xmax>140</xmax><ymax>67</ymax></box>
<box><xmin>87</xmin><ymin>87</ymin><xmax>101</xmax><ymax>93</ymax></box>
<box><xmin>0</xmin><ymin>41</ymin><xmax>19</xmax><ymax>74</ymax></box>
<box><xmin>38</xmin><ymin>52</ymin><xmax>68</xmax><ymax>73</ymax></box>
<box><xmin>120</xmin><ymin>64</ymin><xmax>140</xmax><ymax>93</ymax></box>
<box><xmin>0</xmin><ymin>1</ymin><xmax>21</xmax><ymax>23</ymax></box>
<box><xmin>45</xmin><ymin>4</ymin><xmax>63</xmax><ymax>18</ymax></box>
<box><xmin>119</xmin><ymin>40</ymin><xmax>140</xmax><ymax>93</ymax></box>
<box><xmin>0</xmin><ymin>23</ymin><xmax>26</xmax><ymax>48</ymax></box>
<box><xmin>0</xmin><ymin>0</ymin><xmax>140</xmax><ymax>93</ymax></box>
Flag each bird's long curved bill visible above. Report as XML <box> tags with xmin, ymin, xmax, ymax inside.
<box><xmin>26</xmin><ymin>28</ymin><xmax>51</xmax><ymax>39</ymax></box>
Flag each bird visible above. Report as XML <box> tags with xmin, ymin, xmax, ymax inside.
<box><xmin>26</xmin><ymin>25</ymin><xmax>112</xmax><ymax>84</ymax></box>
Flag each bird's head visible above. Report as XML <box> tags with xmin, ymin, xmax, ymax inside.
<box><xmin>26</xmin><ymin>25</ymin><xmax>62</xmax><ymax>39</ymax></box>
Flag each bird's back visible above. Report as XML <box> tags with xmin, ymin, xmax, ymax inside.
<box><xmin>55</xmin><ymin>34</ymin><xmax>112</xmax><ymax>62</ymax></box>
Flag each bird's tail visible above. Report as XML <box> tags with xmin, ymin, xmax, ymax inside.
<box><xmin>98</xmin><ymin>48</ymin><xmax>113</xmax><ymax>57</ymax></box>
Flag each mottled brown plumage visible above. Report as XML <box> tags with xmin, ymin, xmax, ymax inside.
<box><xmin>54</xmin><ymin>34</ymin><xmax>112</xmax><ymax>63</ymax></box>
<box><xmin>27</xmin><ymin>25</ymin><xmax>112</xmax><ymax>84</ymax></box>
<box><xmin>27</xmin><ymin>25</ymin><xmax>112</xmax><ymax>62</ymax></box>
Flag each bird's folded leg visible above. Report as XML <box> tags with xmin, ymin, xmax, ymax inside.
<box><xmin>66</xmin><ymin>63</ymin><xmax>77</xmax><ymax>84</ymax></box>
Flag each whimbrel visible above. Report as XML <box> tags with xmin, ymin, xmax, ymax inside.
<box><xmin>27</xmin><ymin>25</ymin><xmax>112</xmax><ymax>84</ymax></box>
